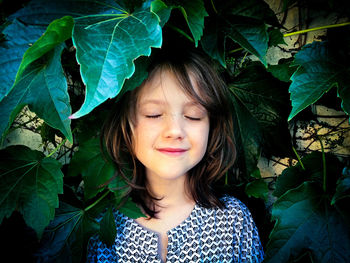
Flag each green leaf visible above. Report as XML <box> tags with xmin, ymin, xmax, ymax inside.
<box><xmin>99</xmin><ymin>206</ymin><xmax>116</xmax><ymax>246</ymax></box>
<box><xmin>118</xmin><ymin>197</ymin><xmax>145</xmax><ymax>219</ymax></box>
<box><xmin>151</xmin><ymin>0</ymin><xmax>172</xmax><ymax>27</ymax></box>
<box><xmin>0</xmin><ymin>20</ymin><xmax>45</xmax><ymax>98</ymax></box>
<box><xmin>36</xmin><ymin>202</ymin><xmax>99</xmax><ymax>263</ymax></box>
<box><xmin>0</xmin><ymin>145</ymin><xmax>63</xmax><ymax>238</ymax></box>
<box><xmin>70</xmin><ymin>4</ymin><xmax>162</xmax><ymax>118</ymax></box>
<box><xmin>268</xmin><ymin>28</ymin><xmax>286</xmax><ymax>46</ymax></box>
<box><xmin>177</xmin><ymin>0</ymin><xmax>208</xmax><ymax>47</ymax></box>
<box><xmin>288</xmin><ymin>41</ymin><xmax>350</xmax><ymax>121</ymax></box>
<box><xmin>265</xmin><ymin>182</ymin><xmax>350</xmax><ymax>263</ymax></box>
<box><xmin>332</xmin><ymin>175</ymin><xmax>350</xmax><ymax>205</ymax></box>
<box><xmin>229</xmin><ymin>63</ymin><xmax>292</xmax><ymax>176</ymax></box>
<box><xmin>274</xmin><ymin>152</ymin><xmax>343</xmax><ymax>198</ymax></box>
<box><xmin>245</xmin><ymin>178</ymin><xmax>268</xmax><ymax>200</ymax></box>
<box><xmin>0</xmin><ymin>17</ymin><xmax>73</xmax><ymax>143</ymax></box>
<box><xmin>201</xmin><ymin>0</ymin><xmax>279</xmax><ymax>67</ymax></box>
<box><xmin>68</xmin><ymin>137</ymin><xmax>116</xmax><ymax>200</ymax></box>
<box><xmin>14</xmin><ymin>16</ymin><xmax>74</xmax><ymax>85</ymax></box>
<box><xmin>267</xmin><ymin>58</ymin><xmax>297</xmax><ymax>82</ymax></box>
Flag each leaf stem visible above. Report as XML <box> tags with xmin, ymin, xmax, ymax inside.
<box><xmin>283</xmin><ymin>22</ymin><xmax>350</xmax><ymax>37</ymax></box>
<box><xmin>318</xmin><ymin>137</ymin><xmax>327</xmax><ymax>193</ymax></box>
<box><xmin>85</xmin><ymin>190</ymin><xmax>110</xmax><ymax>212</ymax></box>
<box><xmin>166</xmin><ymin>24</ymin><xmax>194</xmax><ymax>43</ymax></box>
<box><xmin>210</xmin><ymin>0</ymin><xmax>218</xmax><ymax>14</ymax></box>
<box><xmin>46</xmin><ymin>138</ymin><xmax>68</xmax><ymax>158</ymax></box>
<box><xmin>292</xmin><ymin>146</ymin><xmax>305</xmax><ymax>170</ymax></box>
<box><xmin>228</xmin><ymin>47</ymin><xmax>244</xmax><ymax>54</ymax></box>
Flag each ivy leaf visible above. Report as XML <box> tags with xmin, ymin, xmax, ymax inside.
<box><xmin>68</xmin><ymin>137</ymin><xmax>116</xmax><ymax>200</ymax></box>
<box><xmin>0</xmin><ymin>20</ymin><xmax>44</xmax><ymax>98</ymax></box>
<box><xmin>118</xmin><ymin>197</ymin><xmax>146</xmax><ymax>219</ymax></box>
<box><xmin>265</xmin><ymin>182</ymin><xmax>350</xmax><ymax>263</ymax></box>
<box><xmin>0</xmin><ymin>16</ymin><xmax>73</xmax><ymax>143</ymax></box>
<box><xmin>70</xmin><ymin>3</ymin><xmax>162</xmax><ymax>118</ymax></box>
<box><xmin>245</xmin><ymin>178</ymin><xmax>268</xmax><ymax>201</ymax></box>
<box><xmin>332</xmin><ymin>175</ymin><xmax>350</xmax><ymax>205</ymax></box>
<box><xmin>176</xmin><ymin>0</ymin><xmax>208</xmax><ymax>47</ymax></box>
<box><xmin>99</xmin><ymin>206</ymin><xmax>117</xmax><ymax>246</ymax></box>
<box><xmin>0</xmin><ymin>145</ymin><xmax>63</xmax><ymax>239</ymax></box>
<box><xmin>229</xmin><ymin>63</ymin><xmax>292</xmax><ymax>176</ymax></box>
<box><xmin>274</xmin><ymin>152</ymin><xmax>343</xmax><ymax>198</ymax></box>
<box><xmin>36</xmin><ymin>202</ymin><xmax>99</xmax><ymax>263</ymax></box>
<box><xmin>288</xmin><ymin>41</ymin><xmax>350</xmax><ymax>122</ymax></box>
<box><xmin>267</xmin><ymin>58</ymin><xmax>297</xmax><ymax>82</ymax></box>
<box><xmin>201</xmin><ymin>0</ymin><xmax>279</xmax><ymax>67</ymax></box>
<box><xmin>151</xmin><ymin>0</ymin><xmax>172</xmax><ymax>27</ymax></box>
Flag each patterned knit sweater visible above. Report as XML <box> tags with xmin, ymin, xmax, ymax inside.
<box><xmin>87</xmin><ymin>196</ymin><xmax>264</xmax><ymax>262</ymax></box>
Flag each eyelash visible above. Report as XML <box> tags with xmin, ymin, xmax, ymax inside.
<box><xmin>145</xmin><ymin>115</ymin><xmax>201</xmax><ymax>121</ymax></box>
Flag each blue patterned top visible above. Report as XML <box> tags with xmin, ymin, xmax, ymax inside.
<box><xmin>87</xmin><ymin>196</ymin><xmax>264</xmax><ymax>262</ymax></box>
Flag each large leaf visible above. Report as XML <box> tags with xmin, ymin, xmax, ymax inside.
<box><xmin>288</xmin><ymin>41</ymin><xmax>350</xmax><ymax>122</ymax></box>
<box><xmin>36</xmin><ymin>202</ymin><xmax>99</xmax><ymax>263</ymax></box>
<box><xmin>70</xmin><ymin>2</ymin><xmax>162</xmax><ymax>118</ymax></box>
<box><xmin>0</xmin><ymin>16</ymin><xmax>73</xmax><ymax>143</ymax></box>
<box><xmin>265</xmin><ymin>182</ymin><xmax>350</xmax><ymax>263</ymax></box>
<box><xmin>229</xmin><ymin>63</ymin><xmax>292</xmax><ymax>176</ymax></box>
<box><xmin>0</xmin><ymin>145</ymin><xmax>63</xmax><ymax>239</ymax></box>
<box><xmin>0</xmin><ymin>20</ymin><xmax>45</xmax><ymax>98</ymax></box>
<box><xmin>68</xmin><ymin>137</ymin><xmax>116</xmax><ymax>200</ymax></box>
<box><xmin>201</xmin><ymin>0</ymin><xmax>279</xmax><ymax>67</ymax></box>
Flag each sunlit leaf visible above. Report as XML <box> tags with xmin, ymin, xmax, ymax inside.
<box><xmin>265</xmin><ymin>182</ymin><xmax>350</xmax><ymax>263</ymax></box>
<box><xmin>289</xmin><ymin>41</ymin><xmax>350</xmax><ymax>121</ymax></box>
<box><xmin>70</xmin><ymin>3</ymin><xmax>162</xmax><ymax>118</ymax></box>
<box><xmin>0</xmin><ymin>145</ymin><xmax>63</xmax><ymax>238</ymax></box>
<box><xmin>0</xmin><ymin>16</ymin><xmax>73</xmax><ymax>143</ymax></box>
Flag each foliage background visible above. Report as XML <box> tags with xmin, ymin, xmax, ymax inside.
<box><xmin>0</xmin><ymin>0</ymin><xmax>350</xmax><ymax>262</ymax></box>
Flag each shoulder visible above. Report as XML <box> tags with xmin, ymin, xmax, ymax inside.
<box><xmin>219</xmin><ymin>195</ymin><xmax>252</xmax><ymax>217</ymax></box>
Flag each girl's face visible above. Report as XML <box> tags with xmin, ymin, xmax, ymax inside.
<box><xmin>132</xmin><ymin>69</ymin><xmax>210</xmax><ymax>183</ymax></box>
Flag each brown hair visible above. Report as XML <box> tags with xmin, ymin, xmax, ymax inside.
<box><xmin>102</xmin><ymin>48</ymin><xmax>236</xmax><ymax>217</ymax></box>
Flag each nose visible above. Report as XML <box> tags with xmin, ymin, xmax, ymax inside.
<box><xmin>162</xmin><ymin>114</ymin><xmax>185</xmax><ymax>140</ymax></box>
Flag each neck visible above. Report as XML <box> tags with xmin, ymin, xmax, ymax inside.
<box><xmin>146</xmin><ymin>173</ymin><xmax>193</xmax><ymax>209</ymax></box>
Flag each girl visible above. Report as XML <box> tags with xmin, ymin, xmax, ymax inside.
<box><xmin>87</xmin><ymin>48</ymin><xmax>264</xmax><ymax>262</ymax></box>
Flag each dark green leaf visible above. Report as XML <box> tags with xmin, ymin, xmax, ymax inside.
<box><xmin>332</xmin><ymin>175</ymin><xmax>350</xmax><ymax>205</ymax></box>
<box><xmin>0</xmin><ymin>20</ymin><xmax>44</xmax><ymax>98</ymax></box>
<box><xmin>36</xmin><ymin>202</ymin><xmax>99</xmax><ymax>263</ymax></box>
<box><xmin>265</xmin><ymin>182</ymin><xmax>350</xmax><ymax>263</ymax></box>
<box><xmin>118</xmin><ymin>197</ymin><xmax>145</xmax><ymax>219</ymax></box>
<box><xmin>267</xmin><ymin>58</ymin><xmax>297</xmax><ymax>82</ymax></box>
<box><xmin>245</xmin><ymin>178</ymin><xmax>268</xmax><ymax>200</ymax></box>
<box><xmin>268</xmin><ymin>28</ymin><xmax>286</xmax><ymax>46</ymax></box>
<box><xmin>70</xmin><ymin>3</ymin><xmax>162</xmax><ymax>118</ymax></box>
<box><xmin>0</xmin><ymin>145</ymin><xmax>63</xmax><ymax>238</ymax></box>
<box><xmin>288</xmin><ymin>41</ymin><xmax>350</xmax><ymax>121</ymax></box>
<box><xmin>151</xmin><ymin>0</ymin><xmax>172</xmax><ymax>27</ymax></box>
<box><xmin>0</xmin><ymin>16</ymin><xmax>73</xmax><ymax>143</ymax></box>
<box><xmin>274</xmin><ymin>152</ymin><xmax>343</xmax><ymax>197</ymax></box>
<box><xmin>99</xmin><ymin>206</ymin><xmax>116</xmax><ymax>246</ymax></box>
<box><xmin>68</xmin><ymin>137</ymin><xmax>115</xmax><ymax>200</ymax></box>
<box><xmin>201</xmin><ymin>0</ymin><xmax>279</xmax><ymax>67</ymax></box>
<box><xmin>177</xmin><ymin>0</ymin><xmax>208</xmax><ymax>47</ymax></box>
<box><xmin>229</xmin><ymin>63</ymin><xmax>292</xmax><ymax>176</ymax></box>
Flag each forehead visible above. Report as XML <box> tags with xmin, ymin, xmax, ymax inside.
<box><xmin>136</xmin><ymin>68</ymin><xmax>201</xmax><ymax>105</ymax></box>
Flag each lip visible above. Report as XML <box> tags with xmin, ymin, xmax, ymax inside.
<box><xmin>157</xmin><ymin>148</ymin><xmax>188</xmax><ymax>156</ymax></box>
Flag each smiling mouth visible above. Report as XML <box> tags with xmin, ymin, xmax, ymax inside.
<box><xmin>157</xmin><ymin>148</ymin><xmax>188</xmax><ymax>156</ymax></box>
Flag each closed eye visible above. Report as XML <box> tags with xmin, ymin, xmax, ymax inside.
<box><xmin>185</xmin><ymin>116</ymin><xmax>201</xmax><ymax>121</ymax></box>
<box><xmin>145</xmin><ymin>115</ymin><xmax>161</xmax><ymax>118</ymax></box>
